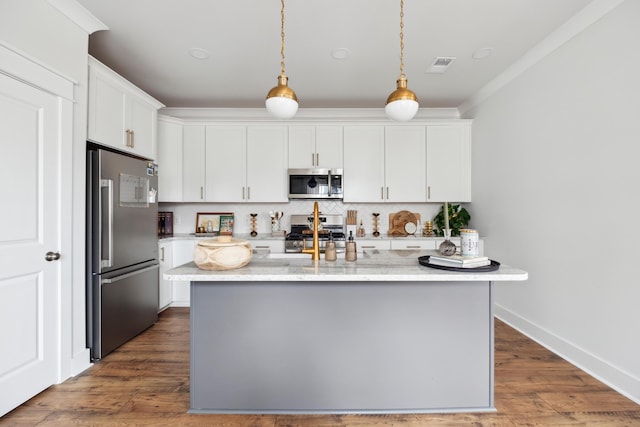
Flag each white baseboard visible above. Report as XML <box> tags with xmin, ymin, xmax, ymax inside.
<box><xmin>70</xmin><ymin>349</ymin><xmax>92</xmax><ymax>377</ymax></box>
<box><xmin>495</xmin><ymin>303</ymin><xmax>640</xmax><ymax>405</ymax></box>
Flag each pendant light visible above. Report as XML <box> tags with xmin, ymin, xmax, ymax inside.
<box><xmin>385</xmin><ymin>0</ymin><xmax>419</xmax><ymax>122</ymax></box>
<box><xmin>266</xmin><ymin>0</ymin><xmax>298</xmax><ymax>119</ymax></box>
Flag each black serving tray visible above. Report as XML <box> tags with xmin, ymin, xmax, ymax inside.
<box><xmin>418</xmin><ymin>255</ymin><xmax>500</xmax><ymax>272</ymax></box>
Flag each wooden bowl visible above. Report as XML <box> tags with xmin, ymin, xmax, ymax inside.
<box><xmin>193</xmin><ymin>236</ymin><xmax>252</xmax><ymax>270</ymax></box>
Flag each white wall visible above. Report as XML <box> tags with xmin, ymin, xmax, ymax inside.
<box><xmin>0</xmin><ymin>0</ymin><xmax>93</xmax><ymax>376</ymax></box>
<box><xmin>463</xmin><ymin>0</ymin><xmax>640</xmax><ymax>403</ymax></box>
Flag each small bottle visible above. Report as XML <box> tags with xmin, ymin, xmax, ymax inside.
<box><xmin>357</xmin><ymin>220</ymin><xmax>365</xmax><ymax>237</ymax></box>
<box><xmin>345</xmin><ymin>231</ymin><xmax>357</xmax><ymax>261</ymax></box>
<box><xmin>325</xmin><ymin>231</ymin><xmax>337</xmax><ymax>261</ymax></box>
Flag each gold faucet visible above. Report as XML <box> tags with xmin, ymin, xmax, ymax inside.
<box><xmin>302</xmin><ymin>201</ymin><xmax>321</xmax><ymax>261</ymax></box>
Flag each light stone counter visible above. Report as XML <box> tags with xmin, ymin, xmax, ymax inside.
<box><xmin>170</xmin><ymin>249</ymin><xmax>527</xmax><ymax>415</ymax></box>
<box><xmin>164</xmin><ymin>249</ymin><xmax>526</xmax><ymax>282</ymax></box>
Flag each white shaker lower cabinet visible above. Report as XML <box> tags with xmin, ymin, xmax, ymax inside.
<box><xmin>390</xmin><ymin>240</ymin><xmax>437</xmax><ymax>250</ymax></box>
<box><xmin>426</xmin><ymin>124</ymin><xmax>472</xmax><ymax>202</ymax></box>
<box><xmin>158</xmin><ymin>241</ymin><xmax>173</xmax><ymax>310</ymax></box>
<box><xmin>249</xmin><ymin>239</ymin><xmax>285</xmax><ymax>254</ymax></box>
<box><xmin>171</xmin><ymin>240</ymin><xmax>197</xmax><ymax>306</ymax></box>
<box><xmin>357</xmin><ymin>239</ymin><xmax>391</xmax><ymax>252</ymax></box>
<box><xmin>88</xmin><ymin>56</ymin><xmax>163</xmax><ymax>160</ymax></box>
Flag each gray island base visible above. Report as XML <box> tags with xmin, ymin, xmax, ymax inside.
<box><xmin>165</xmin><ymin>250</ymin><xmax>528</xmax><ymax>414</ymax></box>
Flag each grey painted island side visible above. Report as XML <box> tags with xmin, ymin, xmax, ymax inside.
<box><xmin>165</xmin><ymin>250</ymin><xmax>527</xmax><ymax>414</ymax></box>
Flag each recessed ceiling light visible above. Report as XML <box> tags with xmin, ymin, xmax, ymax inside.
<box><xmin>472</xmin><ymin>48</ymin><xmax>494</xmax><ymax>60</ymax></box>
<box><xmin>331</xmin><ymin>48</ymin><xmax>351</xmax><ymax>60</ymax></box>
<box><xmin>188</xmin><ymin>47</ymin><xmax>210</xmax><ymax>60</ymax></box>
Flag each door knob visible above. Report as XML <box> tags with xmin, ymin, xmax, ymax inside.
<box><xmin>45</xmin><ymin>251</ymin><xmax>61</xmax><ymax>261</ymax></box>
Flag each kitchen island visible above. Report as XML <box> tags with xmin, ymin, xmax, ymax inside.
<box><xmin>165</xmin><ymin>249</ymin><xmax>527</xmax><ymax>414</ymax></box>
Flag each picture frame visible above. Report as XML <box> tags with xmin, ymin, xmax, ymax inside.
<box><xmin>195</xmin><ymin>212</ymin><xmax>234</xmax><ymax>235</ymax></box>
<box><xmin>219</xmin><ymin>215</ymin><xmax>234</xmax><ymax>236</ymax></box>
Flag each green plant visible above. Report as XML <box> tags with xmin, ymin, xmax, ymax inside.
<box><xmin>433</xmin><ymin>204</ymin><xmax>470</xmax><ymax>236</ymax></box>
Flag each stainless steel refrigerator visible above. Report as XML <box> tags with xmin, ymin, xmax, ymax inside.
<box><xmin>86</xmin><ymin>146</ymin><xmax>159</xmax><ymax>361</ymax></box>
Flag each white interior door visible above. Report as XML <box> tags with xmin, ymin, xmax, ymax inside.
<box><xmin>0</xmin><ymin>72</ymin><xmax>61</xmax><ymax>416</ymax></box>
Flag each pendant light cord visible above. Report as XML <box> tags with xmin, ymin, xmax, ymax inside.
<box><xmin>280</xmin><ymin>0</ymin><xmax>286</xmax><ymax>76</ymax></box>
<box><xmin>399</xmin><ymin>0</ymin><xmax>406</xmax><ymax>79</ymax></box>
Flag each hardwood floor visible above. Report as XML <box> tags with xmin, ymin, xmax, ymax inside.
<box><xmin>2</xmin><ymin>308</ymin><xmax>639</xmax><ymax>426</ymax></box>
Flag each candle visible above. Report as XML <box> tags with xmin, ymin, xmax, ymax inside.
<box><xmin>443</xmin><ymin>202</ymin><xmax>450</xmax><ymax>231</ymax></box>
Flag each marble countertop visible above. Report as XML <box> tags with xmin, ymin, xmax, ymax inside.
<box><xmin>158</xmin><ymin>233</ymin><xmax>472</xmax><ymax>242</ymax></box>
<box><xmin>165</xmin><ymin>249</ymin><xmax>527</xmax><ymax>282</ymax></box>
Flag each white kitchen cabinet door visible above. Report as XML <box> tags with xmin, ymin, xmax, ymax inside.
<box><xmin>288</xmin><ymin>126</ymin><xmax>316</xmax><ymax>168</ymax></box>
<box><xmin>158</xmin><ymin>241</ymin><xmax>174</xmax><ymax>310</ymax></box>
<box><xmin>357</xmin><ymin>239</ymin><xmax>391</xmax><ymax>252</ymax></box>
<box><xmin>157</xmin><ymin>118</ymin><xmax>183</xmax><ymax>202</ymax></box>
<box><xmin>249</xmin><ymin>239</ymin><xmax>285</xmax><ymax>253</ymax></box>
<box><xmin>171</xmin><ymin>240</ymin><xmax>196</xmax><ymax>307</ymax></box>
<box><xmin>426</xmin><ymin>124</ymin><xmax>472</xmax><ymax>202</ymax></box>
<box><xmin>315</xmin><ymin>126</ymin><xmax>343</xmax><ymax>169</ymax></box>
<box><xmin>343</xmin><ymin>126</ymin><xmax>385</xmax><ymax>202</ymax></box>
<box><xmin>182</xmin><ymin>125</ymin><xmax>206</xmax><ymax>202</ymax></box>
<box><xmin>87</xmin><ymin>57</ymin><xmax>162</xmax><ymax>160</ymax></box>
<box><xmin>289</xmin><ymin>125</ymin><xmax>343</xmax><ymax>169</ymax></box>
<box><xmin>246</xmin><ymin>126</ymin><xmax>288</xmax><ymax>202</ymax></box>
<box><xmin>384</xmin><ymin>126</ymin><xmax>426</xmax><ymax>202</ymax></box>
<box><xmin>205</xmin><ymin>125</ymin><xmax>247</xmax><ymax>202</ymax></box>
<box><xmin>390</xmin><ymin>240</ymin><xmax>437</xmax><ymax>250</ymax></box>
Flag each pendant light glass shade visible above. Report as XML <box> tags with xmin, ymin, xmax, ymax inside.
<box><xmin>385</xmin><ymin>0</ymin><xmax>418</xmax><ymax>122</ymax></box>
<box><xmin>385</xmin><ymin>76</ymin><xmax>419</xmax><ymax>122</ymax></box>
<box><xmin>266</xmin><ymin>74</ymin><xmax>298</xmax><ymax>119</ymax></box>
<box><xmin>266</xmin><ymin>0</ymin><xmax>298</xmax><ymax>119</ymax></box>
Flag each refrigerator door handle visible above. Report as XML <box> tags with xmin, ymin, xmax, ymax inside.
<box><xmin>101</xmin><ymin>178</ymin><xmax>114</xmax><ymax>268</ymax></box>
<box><xmin>101</xmin><ymin>264</ymin><xmax>159</xmax><ymax>284</ymax></box>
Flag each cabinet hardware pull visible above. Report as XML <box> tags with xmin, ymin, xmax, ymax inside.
<box><xmin>316</xmin><ymin>153</ymin><xmax>319</xmax><ymax>165</ymax></box>
<box><xmin>125</xmin><ymin>129</ymin><xmax>131</xmax><ymax>147</ymax></box>
<box><xmin>406</xmin><ymin>245</ymin><xmax>420</xmax><ymax>248</ymax></box>
<box><xmin>386</xmin><ymin>187</ymin><xmax>389</xmax><ymax>199</ymax></box>
<box><xmin>427</xmin><ymin>186</ymin><xmax>431</xmax><ymax>199</ymax></box>
<box><xmin>200</xmin><ymin>186</ymin><xmax>204</xmax><ymax>199</ymax></box>
<box><xmin>242</xmin><ymin>187</ymin><xmax>245</xmax><ymax>199</ymax></box>
<box><xmin>362</xmin><ymin>245</ymin><xmax>375</xmax><ymax>249</ymax></box>
<box><xmin>131</xmin><ymin>130</ymin><xmax>135</xmax><ymax>148</ymax></box>
<box><xmin>247</xmin><ymin>187</ymin><xmax>251</xmax><ymax>200</ymax></box>
<box><xmin>160</xmin><ymin>247</ymin><xmax>165</xmax><ymax>261</ymax></box>
<box><xmin>312</xmin><ymin>153</ymin><xmax>315</xmax><ymax>166</ymax></box>
<box><xmin>381</xmin><ymin>187</ymin><xmax>384</xmax><ymax>200</ymax></box>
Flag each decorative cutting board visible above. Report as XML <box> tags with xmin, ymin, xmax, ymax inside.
<box><xmin>388</xmin><ymin>211</ymin><xmax>421</xmax><ymax>236</ymax></box>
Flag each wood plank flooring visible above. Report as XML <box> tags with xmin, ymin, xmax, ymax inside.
<box><xmin>2</xmin><ymin>308</ymin><xmax>639</xmax><ymax>426</ymax></box>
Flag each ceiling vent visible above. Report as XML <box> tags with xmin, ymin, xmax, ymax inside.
<box><xmin>425</xmin><ymin>56</ymin><xmax>456</xmax><ymax>73</ymax></box>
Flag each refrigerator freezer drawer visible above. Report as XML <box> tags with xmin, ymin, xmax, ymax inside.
<box><xmin>92</xmin><ymin>263</ymin><xmax>159</xmax><ymax>360</ymax></box>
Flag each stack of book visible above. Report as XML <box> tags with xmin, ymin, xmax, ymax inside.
<box><xmin>428</xmin><ymin>254</ymin><xmax>490</xmax><ymax>268</ymax></box>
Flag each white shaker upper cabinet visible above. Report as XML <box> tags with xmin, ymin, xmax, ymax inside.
<box><xmin>288</xmin><ymin>125</ymin><xmax>343</xmax><ymax>169</ymax></box>
<box><xmin>246</xmin><ymin>126</ymin><xmax>288</xmax><ymax>203</ymax></box>
<box><xmin>183</xmin><ymin>125</ymin><xmax>207</xmax><ymax>202</ymax></box>
<box><xmin>157</xmin><ymin>117</ymin><xmax>183</xmax><ymax>202</ymax></box>
<box><xmin>205</xmin><ymin>125</ymin><xmax>247</xmax><ymax>202</ymax></box>
<box><xmin>426</xmin><ymin>124</ymin><xmax>471</xmax><ymax>203</ymax></box>
<box><xmin>343</xmin><ymin>126</ymin><xmax>385</xmax><ymax>202</ymax></box>
<box><xmin>343</xmin><ymin>125</ymin><xmax>426</xmax><ymax>203</ymax></box>
<box><xmin>384</xmin><ymin>126</ymin><xmax>426</xmax><ymax>203</ymax></box>
<box><xmin>87</xmin><ymin>56</ymin><xmax>163</xmax><ymax>160</ymax></box>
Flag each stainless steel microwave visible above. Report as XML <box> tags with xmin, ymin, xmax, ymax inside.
<box><xmin>287</xmin><ymin>168</ymin><xmax>343</xmax><ymax>199</ymax></box>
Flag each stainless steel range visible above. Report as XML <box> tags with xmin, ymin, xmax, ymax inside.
<box><xmin>285</xmin><ymin>214</ymin><xmax>346</xmax><ymax>253</ymax></box>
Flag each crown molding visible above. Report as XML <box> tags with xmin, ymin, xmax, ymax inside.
<box><xmin>47</xmin><ymin>0</ymin><xmax>108</xmax><ymax>34</ymax></box>
<box><xmin>158</xmin><ymin>107</ymin><xmax>462</xmax><ymax>123</ymax></box>
<box><xmin>458</xmin><ymin>0</ymin><xmax>626</xmax><ymax>116</ymax></box>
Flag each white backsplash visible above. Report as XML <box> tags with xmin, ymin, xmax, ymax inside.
<box><xmin>160</xmin><ymin>201</ymin><xmax>465</xmax><ymax>236</ymax></box>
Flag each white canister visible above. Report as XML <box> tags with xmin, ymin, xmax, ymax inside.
<box><xmin>460</xmin><ymin>229</ymin><xmax>479</xmax><ymax>257</ymax></box>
